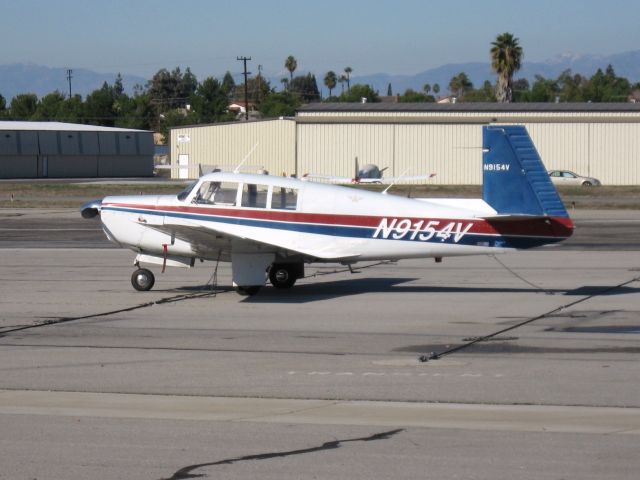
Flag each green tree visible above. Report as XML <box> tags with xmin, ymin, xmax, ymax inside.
<box><xmin>582</xmin><ymin>65</ymin><xmax>630</xmax><ymax>102</ymax></box>
<box><xmin>338</xmin><ymin>84</ymin><xmax>379</xmax><ymax>103</ymax></box>
<box><xmin>512</xmin><ymin>78</ymin><xmax>531</xmax><ymax>102</ymax></box>
<box><xmin>289</xmin><ymin>74</ymin><xmax>320</xmax><ymax>102</ymax></box>
<box><xmin>9</xmin><ymin>93</ymin><xmax>38</xmax><ymax>119</ymax></box>
<box><xmin>448</xmin><ymin>72</ymin><xmax>473</xmax><ymax>98</ymax></box>
<box><xmin>423</xmin><ymin>83</ymin><xmax>431</xmax><ymax>95</ymax></box>
<box><xmin>180</xmin><ymin>67</ymin><xmax>198</xmax><ymax>99</ymax></box>
<box><xmin>324</xmin><ymin>71</ymin><xmax>337</xmax><ymax>98</ymax></box>
<box><xmin>462</xmin><ymin>80</ymin><xmax>496</xmax><ymax>102</ymax></box>
<box><xmin>387</xmin><ymin>83</ymin><xmax>393</xmax><ymax>96</ymax></box>
<box><xmin>57</xmin><ymin>94</ymin><xmax>84</xmax><ymax>123</ymax></box>
<box><xmin>113</xmin><ymin>73</ymin><xmax>125</xmax><ymax>97</ymax></box>
<box><xmin>115</xmin><ymin>91</ymin><xmax>153</xmax><ymax>130</ymax></box>
<box><xmin>556</xmin><ymin>70</ymin><xmax>585</xmax><ymax>102</ymax></box>
<box><xmin>530</xmin><ymin>75</ymin><xmax>558</xmax><ymax>102</ymax></box>
<box><xmin>260</xmin><ymin>91</ymin><xmax>300</xmax><ymax>117</ymax></box>
<box><xmin>490</xmin><ymin>32</ymin><xmax>523</xmax><ymax>103</ymax></box>
<box><xmin>344</xmin><ymin>66</ymin><xmax>352</xmax><ymax>91</ymax></box>
<box><xmin>243</xmin><ymin>74</ymin><xmax>271</xmax><ymax>105</ymax></box>
<box><xmin>285</xmin><ymin>55</ymin><xmax>297</xmax><ymax>81</ymax></box>
<box><xmin>433</xmin><ymin>84</ymin><xmax>440</xmax><ymax>96</ymax></box>
<box><xmin>338</xmin><ymin>75</ymin><xmax>347</xmax><ymax>94</ymax></box>
<box><xmin>33</xmin><ymin>91</ymin><xmax>66</xmax><ymax>120</ymax></box>
<box><xmin>190</xmin><ymin>77</ymin><xmax>232</xmax><ymax>123</ymax></box>
<box><xmin>84</xmin><ymin>82</ymin><xmax>117</xmax><ymax>126</ymax></box>
<box><xmin>0</xmin><ymin>93</ymin><xmax>6</xmax><ymax>117</ymax></box>
<box><xmin>398</xmin><ymin>89</ymin><xmax>434</xmax><ymax>102</ymax></box>
<box><xmin>221</xmin><ymin>71</ymin><xmax>236</xmax><ymax>98</ymax></box>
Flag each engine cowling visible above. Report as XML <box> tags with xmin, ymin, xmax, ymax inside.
<box><xmin>80</xmin><ymin>199</ymin><xmax>102</xmax><ymax>219</ymax></box>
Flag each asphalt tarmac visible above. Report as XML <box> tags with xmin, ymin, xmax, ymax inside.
<box><xmin>0</xmin><ymin>208</ymin><xmax>639</xmax><ymax>479</ymax></box>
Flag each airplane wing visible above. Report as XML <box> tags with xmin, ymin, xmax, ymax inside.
<box><xmin>302</xmin><ymin>172</ymin><xmax>436</xmax><ymax>184</ymax></box>
<box><xmin>150</xmin><ymin>215</ymin><xmax>362</xmax><ymax>262</ymax></box>
<box><xmin>377</xmin><ymin>173</ymin><xmax>437</xmax><ymax>184</ymax></box>
<box><xmin>301</xmin><ymin>173</ymin><xmax>355</xmax><ymax>184</ymax></box>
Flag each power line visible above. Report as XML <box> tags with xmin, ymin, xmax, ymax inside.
<box><xmin>236</xmin><ymin>56</ymin><xmax>251</xmax><ymax>121</ymax></box>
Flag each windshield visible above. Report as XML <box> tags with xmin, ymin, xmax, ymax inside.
<box><xmin>177</xmin><ymin>181</ymin><xmax>197</xmax><ymax>201</ymax></box>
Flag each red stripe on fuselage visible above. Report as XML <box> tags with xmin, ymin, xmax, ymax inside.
<box><xmin>104</xmin><ymin>203</ymin><xmax>574</xmax><ymax>239</ymax></box>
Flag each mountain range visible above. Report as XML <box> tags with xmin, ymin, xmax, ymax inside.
<box><xmin>354</xmin><ymin>50</ymin><xmax>640</xmax><ymax>96</ymax></box>
<box><xmin>1</xmin><ymin>50</ymin><xmax>639</xmax><ymax>101</ymax></box>
<box><xmin>0</xmin><ymin>64</ymin><xmax>147</xmax><ymax>101</ymax></box>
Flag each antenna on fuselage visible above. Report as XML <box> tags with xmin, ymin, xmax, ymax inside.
<box><xmin>233</xmin><ymin>142</ymin><xmax>259</xmax><ymax>173</ymax></box>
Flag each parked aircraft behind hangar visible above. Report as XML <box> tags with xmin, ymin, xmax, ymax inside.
<box><xmin>81</xmin><ymin>126</ymin><xmax>573</xmax><ymax>295</ymax></box>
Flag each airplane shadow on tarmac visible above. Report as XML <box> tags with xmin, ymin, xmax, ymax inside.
<box><xmin>239</xmin><ymin>277</ymin><xmax>621</xmax><ymax>304</ymax></box>
<box><xmin>162</xmin><ymin>278</ymin><xmax>640</xmax><ymax>304</ymax></box>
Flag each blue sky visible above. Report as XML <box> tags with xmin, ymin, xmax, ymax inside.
<box><xmin>2</xmin><ymin>0</ymin><xmax>639</xmax><ymax>79</ymax></box>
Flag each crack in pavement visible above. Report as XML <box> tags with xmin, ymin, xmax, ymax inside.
<box><xmin>0</xmin><ymin>288</ymin><xmax>232</xmax><ymax>338</ymax></box>
<box><xmin>159</xmin><ymin>428</ymin><xmax>405</xmax><ymax>480</ymax></box>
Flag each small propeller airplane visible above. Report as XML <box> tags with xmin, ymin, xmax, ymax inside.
<box><xmin>81</xmin><ymin>125</ymin><xmax>573</xmax><ymax>295</ymax></box>
<box><xmin>302</xmin><ymin>157</ymin><xmax>436</xmax><ymax>184</ymax></box>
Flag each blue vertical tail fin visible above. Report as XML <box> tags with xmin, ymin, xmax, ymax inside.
<box><xmin>482</xmin><ymin>125</ymin><xmax>568</xmax><ymax>217</ymax></box>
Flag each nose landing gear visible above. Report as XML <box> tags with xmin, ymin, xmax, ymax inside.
<box><xmin>131</xmin><ymin>268</ymin><xmax>155</xmax><ymax>291</ymax></box>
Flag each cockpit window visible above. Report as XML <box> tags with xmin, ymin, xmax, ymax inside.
<box><xmin>193</xmin><ymin>181</ymin><xmax>238</xmax><ymax>205</ymax></box>
<box><xmin>241</xmin><ymin>183</ymin><xmax>269</xmax><ymax>208</ymax></box>
<box><xmin>177</xmin><ymin>181</ymin><xmax>197</xmax><ymax>201</ymax></box>
<box><xmin>272</xmin><ymin>186</ymin><xmax>298</xmax><ymax>210</ymax></box>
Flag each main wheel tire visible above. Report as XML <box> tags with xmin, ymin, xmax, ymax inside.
<box><xmin>269</xmin><ymin>264</ymin><xmax>298</xmax><ymax>289</ymax></box>
<box><xmin>235</xmin><ymin>285</ymin><xmax>261</xmax><ymax>296</ymax></box>
<box><xmin>582</xmin><ymin>181</ymin><xmax>592</xmax><ymax>187</ymax></box>
<box><xmin>131</xmin><ymin>268</ymin><xmax>155</xmax><ymax>291</ymax></box>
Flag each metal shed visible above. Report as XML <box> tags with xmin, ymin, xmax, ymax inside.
<box><xmin>169</xmin><ymin>103</ymin><xmax>640</xmax><ymax>185</ymax></box>
<box><xmin>0</xmin><ymin>121</ymin><xmax>154</xmax><ymax>178</ymax></box>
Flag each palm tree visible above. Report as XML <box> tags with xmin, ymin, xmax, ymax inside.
<box><xmin>491</xmin><ymin>32</ymin><xmax>523</xmax><ymax>103</ymax></box>
<box><xmin>280</xmin><ymin>77</ymin><xmax>289</xmax><ymax>92</ymax></box>
<box><xmin>433</xmin><ymin>83</ymin><xmax>440</xmax><ymax>96</ymax></box>
<box><xmin>344</xmin><ymin>66</ymin><xmax>352</xmax><ymax>91</ymax></box>
<box><xmin>423</xmin><ymin>83</ymin><xmax>431</xmax><ymax>95</ymax></box>
<box><xmin>324</xmin><ymin>71</ymin><xmax>338</xmax><ymax>98</ymax></box>
<box><xmin>338</xmin><ymin>75</ymin><xmax>347</xmax><ymax>95</ymax></box>
<box><xmin>285</xmin><ymin>55</ymin><xmax>297</xmax><ymax>81</ymax></box>
<box><xmin>449</xmin><ymin>72</ymin><xmax>473</xmax><ymax>98</ymax></box>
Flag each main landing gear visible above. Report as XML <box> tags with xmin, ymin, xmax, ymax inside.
<box><xmin>129</xmin><ymin>262</ymin><xmax>304</xmax><ymax>294</ymax></box>
<box><xmin>131</xmin><ymin>268</ymin><xmax>155</xmax><ymax>291</ymax></box>
<box><xmin>269</xmin><ymin>263</ymin><xmax>304</xmax><ymax>289</ymax></box>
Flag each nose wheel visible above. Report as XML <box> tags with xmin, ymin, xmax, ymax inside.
<box><xmin>131</xmin><ymin>268</ymin><xmax>155</xmax><ymax>291</ymax></box>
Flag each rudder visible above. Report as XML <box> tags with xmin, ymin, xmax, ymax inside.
<box><xmin>482</xmin><ymin>125</ymin><xmax>568</xmax><ymax>217</ymax></box>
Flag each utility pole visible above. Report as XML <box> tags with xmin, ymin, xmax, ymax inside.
<box><xmin>66</xmin><ymin>69</ymin><xmax>73</xmax><ymax>98</ymax></box>
<box><xmin>236</xmin><ymin>56</ymin><xmax>251</xmax><ymax>121</ymax></box>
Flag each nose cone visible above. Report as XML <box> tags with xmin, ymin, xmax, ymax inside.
<box><xmin>80</xmin><ymin>198</ymin><xmax>103</xmax><ymax>219</ymax></box>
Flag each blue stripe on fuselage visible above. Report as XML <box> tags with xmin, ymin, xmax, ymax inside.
<box><xmin>103</xmin><ymin>206</ymin><xmax>561</xmax><ymax>250</ymax></box>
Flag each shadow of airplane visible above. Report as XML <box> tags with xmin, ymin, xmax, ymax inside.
<box><xmin>153</xmin><ymin>278</ymin><xmax>640</xmax><ymax>304</ymax></box>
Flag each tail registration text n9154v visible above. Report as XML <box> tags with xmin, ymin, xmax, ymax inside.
<box><xmin>81</xmin><ymin>126</ymin><xmax>573</xmax><ymax>295</ymax></box>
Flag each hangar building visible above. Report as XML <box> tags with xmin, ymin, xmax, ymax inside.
<box><xmin>169</xmin><ymin>103</ymin><xmax>640</xmax><ymax>185</ymax></box>
<box><xmin>0</xmin><ymin>121</ymin><xmax>154</xmax><ymax>178</ymax></box>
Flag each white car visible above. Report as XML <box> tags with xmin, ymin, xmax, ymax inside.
<box><xmin>548</xmin><ymin>170</ymin><xmax>601</xmax><ymax>187</ymax></box>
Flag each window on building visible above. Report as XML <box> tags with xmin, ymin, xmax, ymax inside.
<box><xmin>241</xmin><ymin>183</ymin><xmax>269</xmax><ymax>208</ymax></box>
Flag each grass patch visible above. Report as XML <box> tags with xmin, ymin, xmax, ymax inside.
<box><xmin>0</xmin><ymin>181</ymin><xmax>638</xmax><ymax>209</ymax></box>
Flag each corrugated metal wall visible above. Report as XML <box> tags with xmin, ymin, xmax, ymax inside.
<box><xmin>0</xmin><ymin>128</ymin><xmax>154</xmax><ymax>178</ymax></box>
<box><xmin>171</xmin><ymin>112</ymin><xmax>640</xmax><ymax>185</ymax></box>
<box><xmin>170</xmin><ymin>119</ymin><xmax>296</xmax><ymax>179</ymax></box>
